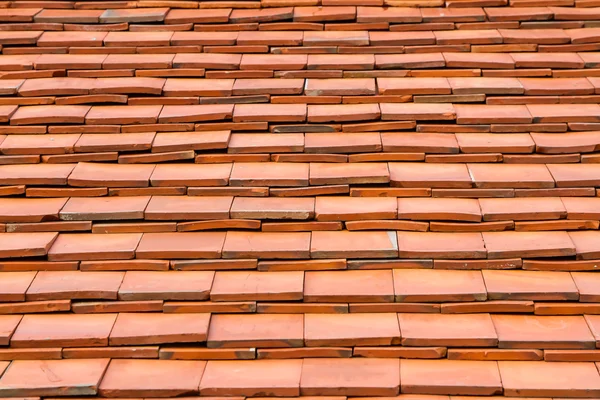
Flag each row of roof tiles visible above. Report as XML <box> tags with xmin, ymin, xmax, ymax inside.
<box><xmin>2</xmin><ymin>269</ymin><xmax>600</xmax><ymax>302</ymax></box>
<box><xmin>1</xmin><ymin>358</ymin><xmax>600</xmax><ymax>397</ymax></box>
<box><xmin>2</xmin><ymin>195</ymin><xmax>600</xmax><ymax>222</ymax></box>
<box><xmin>1</xmin><ymin>161</ymin><xmax>600</xmax><ymax>188</ymax></box>
<box><xmin>1</xmin><ymin>230</ymin><xmax>598</xmax><ymax>259</ymax></box>
<box><xmin>1</xmin><ymin>131</ymin><xmax>599</xmax><ymax>155</ymax></box>
<box><xmin>6</xmin><ymin>103</ymin><xmax>600</xmax><ymax>125</ymax></box>
<box><xmin>3</xmin><ymin>52</ymin><xmax>600</xmax><ymax>71</ymax></box>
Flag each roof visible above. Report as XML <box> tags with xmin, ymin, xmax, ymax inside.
<box><xmin>0</xmin><ymin>0</ymin><xmax>599</xmax><ymax>398</ymax></box>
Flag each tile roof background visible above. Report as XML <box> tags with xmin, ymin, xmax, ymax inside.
<box><xmin>0</xmin><ymin>0</ymin><xmax>600</xmax><ymax>397</ymax></box>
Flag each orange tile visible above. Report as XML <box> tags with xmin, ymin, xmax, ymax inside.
<box><xmin>304</xmin><ymin>270</ymin><xmax>394</xmax><ymax>302</ymax></box>
<box><xmin>482</xmin><ymin>270</ymin><xmax>579</xmax><ymax>300</ymax></box>
<box><xmin>397</xmin><ymin>232</ymin><xmax>486</xmax><ymax>259</ymax></box>
<box><xmin>118</xmin><ymin>271</ymin><xmax>215</xmax><ymax>301</ymax></box>
<box><xmin>393</xmin><ymin>269</ymin><xmax>487</xmax><ymax>302</ymax></box>
<box><xmin>208</xmin><ymin>314</ymin><xmax>303</xmax><ymax>348</ymax></box>
<box><xmin>305</xmin><ymin>313</ymin><xmax>400</xmax><ymax>346</ymax></box>
<box><xmin>210</xmin><ymin>271</ymin><xmax>304</xmax><ymax>301</ymax></box>
<box><xmin>26</xmin><ymin>270</ymin><xmax>124</xmax><ymax>301</ymax></box>
<box><xmin>311</xmin><ymin>231</ymin><xmax>398</xmax><ymax>258</ymax></box>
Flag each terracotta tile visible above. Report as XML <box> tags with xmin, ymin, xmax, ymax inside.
<box><xmin>377</xmin><ymin>53</ymin><xmax>446</xmax><ymax>69</ymax></box>
<box><xmin>166</xmin><ymin>8</ymin><xmax>231</xmax><ymax>23</ymax></box>
<box><xmin>18</xmin><ymin>77</ymin><xmax>91</xmax><ymax>97</ymax></box>
<box><xmin>145</xmin><ymin>196</ymin><xmax>232</xmax><ymax>221</ymax></box>
<box><xmin>152</xmin><ymin>131</ymin><xmax>230</xmax><ymax>152</ymax></box>
<box><xmin>241</xmin><ymin>54</ymin><xmax>307</xmax><ymax>70</ymax></box>
<box><xmin>11</xmin><ymin>313</ymin><xmax>117</xmax><ymax>348</ymax></box>
<box><xmin>401</xmin><ymin>360</ymin><xmax>502</xmax><ymax>395</ymax></box>
<box><xmin>99</xmin><ymin>359</ymin><xmax>205</xmax><ymax>397</ymax></box>
<box><xmin>0</xmin><ymin>271</ymin><xmax>36</xmax><ymax>302</ymax></box>
<box><xmin>0</xmin><ymin>359</ymin><xmax>109</xmax><ymax>397</ymax></box>
<box><xmin>301</xmin><ymin>358</ymin><xmax>400</xmax><ymax>396</ymax></box>
<box><xmin>399</xmin><ymin>313</ymin><xmax>497</xmax><ymax>347</ymax></box>
<box><xmin>310</xmin><ymin>162</ymin><xmax>389</xmax><ymax>185</ymax></box>
<box><xmin>60</xmin><ymin>196</ymin><xmax>150</xmax><ymax>221</ymax></box>
<box><xmin>230</xmin><ymin>7</ymin><xmax>292</xmax><ymax>23</ymax></box>
<box><xmin>393</xmin><ymin>269</ymin><xmax>486</xmax><ymax>302</ymax></box>
<box><xmin>380</xmin><ymin>103</ymin><xmax>456</xmax><ymax>121</ymax></box>
<box><xmin>548</xmin><ymin>164</ymin><xmax>600</xmax><ymax>187</ymax></box>
<box><xmin>455</xmin><ymin>104</ymin><xmax>531</xmax><ymax>124</ymax></box>
<box><xmin>11</xmin><ymin>105</ymin><xmax>89</xmax><ymax>125</ymax></box>
<box><xmin>468</xmin><ymin>163</ymin><xmax>554</xmax><ymax>189</ymax></box>
<box><xmin>136</xmin><ymin>232</ymin><xmax>225</xmax><ymax>259</ymax></box>
<box><xmin>69</xmin><ymin>162</ymin><xmax>154</xmax><ymax>188</ymax></box>
<box><xmin>109</xmin><ymin>313</ymin><xmax>210</xmax><ymax>346</ymax></box>
<box><xmin>26</xmin><ymin>271</ymin><xmax>124</xmax><ymax>301</ymax></box>
<box><xmin>100</xmin><ymin>7</ymin><xmax>169</xmax><ymax>23</ymax></box>
<box><xmin>483</xmin><ymin>231</ymin><xmax>576</xmax><ymax>259</ymax></box>
<box><xmin>483</xmin><ymin>270</ymin><xmax>578</xmax><ymax>301</ymax></box>
<box><xmin>305</xmin><ymin>313</ymin><xmax>400</xmax><ymax>346</ymax></box>
<box><xmin>308</xmin><ymin>104</ymin><xmax>379</xmax><ymax>123</ymax></box>
<box><xmin>85</xmin><ymin>105</ymin><xmax>162</xmax><ymax>125</ymax></box>
<box><xmin>531</xmin><ymin>131</ymin><xmax>600</xmax><ymax>154</ymax></box>
<box><xmin>162</xmin><ymin>79</ymin><xmax>233</xmax><ymax>96</ymax></box>
<box><xmin>47</xmin><ymin>233</ymin><xmax>141</xmax><ymax>261</ymax></box>
<box><xmin>118</xmin><ymin>271</ymin><xmax>214</xmax><ymax>301</ymax></box>
<box><xmin>35</xmin><ymin>54</ymin><xmax>107</xmax><ymax>70</ymax></box>
<box><xmin>493</xmin><ymin>314</ymin><xmax>595</xmax><ymax>349</ymax></box>
<box><xmin>200</xmin><ymin>360</ymin><xmax>302</xmax><ymax>396</ymax></box>
<box><xmin>0</xmin><ymin>164</ymin><xmax>75</xmax><ymax>186</ymax></box>
<box><xmin>207</xmin><ymin>314</ymin><xmax>303</xmax><ymax>348</ymax></box>
<box><xmin>315</xmin><ymin>197</ymin><xmax>397</xmax><ymax>221</ymax></box>
<box><xmin>223</xmin><ymin>231</ymin><xmax>310</xmax><ymax>259</ymax></box>
<box><xmin>308</xmin><ymin>54</ymin><xmax>373</xmax><ymax>70</ymax></box>
<box><xmin>233</xmin><ymin>104</ymin><xmax>306</xmax><ymax>123</ymax></box>
<box><xmin>455</xmin><ymin>133</ymin><xmax>534</xmax><ymax>153</ymax></box>
<box><xmin>306</xmin><ymin>78</ymin><xmax>375</xmax><ymax>96</ymax></box>
<box><xmin>512</xmin><ymin>52</ymin><xmax>584</xmax><ymax>69</ymax></box>
<box><xmin>572</xmin><ymin>272</ymin><xmax>600</xmax><ymax>302</ymax></box>
<box><xmin>397</xmin><ymin>232</ymin><xmax>486</xmax><ymax>259</ymax></box>
<box><xmin>305</xmin><ymin>132</ymin><xmax>381</xmax><ymax>153</ymax></box>
<box><xmin>527</xmin><ymin>103</ymin><xmax>600</xmax><ymax>123</ymax></box>
<box><xmin>0</xmin><ymin>314</ymin><xmax>21</xmax><ymax>346</ymax></box>
<box><xmin>356</xmin><ymin>6</ymin><xmax>421</xmax><ymax>22</ymax></box>
<box><xmin>389</xmin><ymin>163</ymin><xmax>472</xmax><ymax>188</ymax></box>
<box><xmin>304</xmin><ymin>270</ymin><xmax>394</xmax><ymax>302</ymax></box>
<box><xmin>211</xmin><ymin>271</ymin><xmax>304</xmax><ymax>301</ymax></box>
<box><xmin>150</xmin><ymin>164</ymin><xmax>231</xmax><ymax>187</ymax></box>
<box><xmin>479</xmin><ymin>197</ymin><xmax>566</xmax><ymax>221</ymax></box>
<box><xmin>568</xmin><ymin>231</ymin><xmax>600</xmax><ymax>260</ymax></box>
<box><xmin>398</xmin><ymin>198</ymin><xmax>481</xmax><ymax>222</ymax></box>
<box><xmin>158</xmin><ymin>104</ymin><xmax>233</xmax><ymax>124</ymax></box>
<box><xmin>499</xmin><ymin>361</ymin><xmax>600</xmax><ymax>397</ymax></box>
<box><xmin>311</xmin><ymin>231</ymin><xmax>398</xmax><ymax>258</ymax></box>
<box><xmin>0</xmin><ymin>198</ymin><xmax>67</xmax><ymax>223</ymax></box>
<box><xmin>230</xmin><ymin>162</ymin><xmax>308</xmax><ymax>187</ymax></box>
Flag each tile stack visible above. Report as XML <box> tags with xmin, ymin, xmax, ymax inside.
<box><xmin>2</xmin><ymin>0</ymin><xmax>600</xmax><ymax>398</ymax></box>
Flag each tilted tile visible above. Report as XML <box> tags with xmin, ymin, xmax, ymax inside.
<box><xmin>60</xmin><ymin>196</ymin><xmax>151</xmax><ymax>221</ymax></box>
<box><xmin>26</xmin><ymin>271</ymin><xmax>124</xmax><ymax>301</ymax></box>
<box><xmin>47</xmin><ymin>233</ymin><xmax>142</xmax><ymax>261</ymax></box>
<box><xmin>482</xmin><ymin>231</ymin><xmax>576</xmax><ymax>259</ymax></box>
<box><xmin>0</xmin><ymin>198</ymin><xmax>67</xmax><ymax>223</ymax></box>
<box><xmin>118</xmin><ymin>271</ymin><xmax>215</xmax><ymax>301</ymax></box>
<box><xmin>0</xmin><ymin>232</ymin><xmax>57</xmax><ymax>258</ymax></box>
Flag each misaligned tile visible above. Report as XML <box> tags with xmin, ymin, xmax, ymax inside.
<box><xmin>0</xmin><ymin>271</ymin><xmax>36</xmax><ymax>302</ymax></box>
<box><xmin>26</xmin><ymin>271</ymin><xmax>124</xmax><ymax>301</ymax></box>
<box><xmin>47</xmin><ymin>233</ymin><xmax>142</xmax><ymax>261</ymax></box>
<box><xmin>60</xmin><ymin>196</ymin><xmax>151</xmax><ymax>221</ymax></box>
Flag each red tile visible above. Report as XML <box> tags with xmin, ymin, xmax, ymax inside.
<box><xmin>230</xmin><ymin>162</ymin><xmax>308</xmax><ymax>187</ymax></box>
<box><xmin>207</xmin><ymin>314</ymin><xmax>303</xmax><ymax>348</ymax></box>
<box><xmin>483</xmin><ymin>231</ymin><xmax>576</xmax><ymax>259</ymax></box>
<box><xmin>493</xmin><ymin>314</ymin><xmax>595</xmax><ymax>349</ymax></box>
<box><xmin>294</xmin><ymin>6</ymin><xmax>356</xmax><ymax>21</ymax></box>
<box><xmin>0</xmin><ymin>164</ymin><xmax>75</xmax><ymax>186</ymax></box>
<box><xmin>304</xmin><ymin>270</ymin><xmax>394</xmax><ymax>302</ymax></box>
<box><xmin>468</xmin><ymin>163</ymin><xmax>554</xmax><ymax>189</ymax></box>
<box><xmin>47</xmin><ymin>233</ymin><xmax>141</xmax><ymax>261</ymax></box>
<box><xmin>11</xmin><ymin>313</ymin><xmax>117</xmax><ymax>348</ymax></box>
<box><xmin>163</xmin><ymin>78</ymin><xmax>234</xmax><ymax>96</ymax></box>
<box><xmin>308</xmin><ymin>54</ymin><xmax>374</xmax><ymax>70</ymax></box>
<box><xmin>211</xmin><ymin>271</ymin><xmax>304</xmax><ymax>301</ymax></box>
<box><xmin>393</xmin><ymin>269</ymin><xmax>486</xmax><ymax>302</ymax></box>
<box><xmin>150</xmin><ymin>164</ymin><xmax>231</xmax><ymax>187</ymax></box>
<box><xmin>455</xmin><ymin>104</ymin><xmax>531</xmax><ymax>124</ymax></box>
<box><xmin>26</xmin><ymin>271</ymin><xmax>124</xmax><ymax>301</ymax></box>
<box><xmin>152</xmin><ymin>130</ymin><xmax>230</xmax><ymax>152</ymax></box>
<box><xmin>99</xmin><ymin>359</ymin><xmax>205</xmax><ymax>397</ymax></box>
<box><xmin>479</xmin><ymin>197</ymin><xmax>565</xmax><ymax>221</ymax></box>
<box><xmin>377</xmin><ymin>53</ymin><xmax>446</xmax><ymax>69</ymax></box>
<box><xmin>527</xmin><ymin>104</ymin><xmax>600</xmax><ymax>123</ymax></box>
<box><xmin>311</xmin><ymin>231</ymin><xmax>398</xmax><ymax>258</ymax></box>
<box><xmin>85</xmin><ymin>105</ymin><xmax>162</xmax><ymax>125</ymax></box>
<box><xmin>305</xmin><ymin>313</ymin><xmax>400</xmax><ymax>346</ymax></box>
<box><xmin>456</xmin><ymin>133</ymin><xmax>534</xmax><ymax>153</ymax></box>
<box><xmin>11</xmin><ymin>105</ymin><xmax>89</xmax><ymax>125</ymax></box>
<box><xmin>531</xmin><ymin>131</ymin><xmax>600</xmax><ymax>154</ymax></box>
<box><xmin>483</xmin><ymin>270</ymin><xmax>578</xmax><ymax>300</ymax></box>
<box><xmin>399</xmin><ymin>313</ymin><xmax>497</xmax><ymax>347</ymax></box>
<box><xmin>109</xmin><ymin>312</ymin><xmax>211</xmax><ymax>345</ymax></box>
<box><xmin>159</xmin><ymin>104</ymin><xmax>233</xmax><ymax>123</ymax></box>
<box><xmin>357</xmin><ymin>6</ymin><xmax>421</xmax><ymax>22</ymax></box>
<box><xmin>310</xmin><ymin>162</ymin><xmax>389</xmax><ymax>185</ymax></box>
<box><xmin>0</xmin><ymin>232</ymin><xmax>57</xmax><ymax>258</ymax></box>
<box><xmin>499</xmin><ymin>361</ymin><xmax>600</xmax><ymax>397</ymax></box>
<box><xmin>301</xmin><ymin>358</ymin><xmax>400</xmax><ymax>396</ymax></box>
<box><xmin>200</xmin><ymin>360</ymin><xmax>302</xmax><ymax>396</ymax></box>
<box><xmin>136</xmin><ymin>232</ymin><xmax>225</xmax><ymax>259</ymax></box>
<box><xmin>118</xmin><ymin>271</ymin><xmax>215</xmax><ymax>301</ymax></box>
<box><xmin>380</xmin><ymin>103</ymin><xmax>456</xmax><ymax>121</ymax></box>
<box><xmin>422</xmin><ymin>7</ymin><xmax>485</xmax><ymax>22</ymax></box>
<box><xmin>242</xmin><ymin>54</ymin><xmax>307</xmax><ymax>70</ymax></box>
<box><xmin>402</xmin><ymin>360</ymin><xmax>502</xmax><ymax>395</ymax></box>
<box><xmin>0</xmin><ymin>271</ymin><xmax>36</xmax><ymax>302</ymax></box>
<box><xmin>306</xmin><ymin>78</ymin><xmax>375</xmax><ymax>96</ymax></box>
<box><xmin>315</xmin><ymin>197</ymin><xmax>397</xmax><ymax>221</ymax></box>
<box><xmin>572</xmin><ymin>273</ymin><xmax>600</xmax><ymax>302</ymax></box>
<box><xmin>398</xmin><ymin>198</ymin><xmax>481</xmax><ymax>222</ymax></box>
<box><xmin>145</xmin><ymin>196</ymin><xmax>233</xmax><ymax>220</ymax></box>
<box><xmin>397</xmin><ymin>232</ymin><xmax>486</xmax><ymax>259</ymax></box>
<box><xmin>0</xmin><ymin>359</ymin><xmax>109</xmax><ymax>397</ymax></box>
<box><xmin>231</xmin><ymin>197</ymin><xmax>313</xmax><ymax>220</ymax></box>
<box><xmin>0</xmin><ymin>315</ymin><xmax>22</xmax><ymax>346</ymax></box>
<box><xmin>389</xmin><ymin>163</ymin><xmax>472</xmax><ymax>188</ymax></box>
<box><xmin>305</xmin><ymin>132</ymin><xmax>381</xmax><ymax>153</ymax></box>
<box><xmin>568</xmin><ymin>231</ymin><xmax>600</xmax><ymax>260</ymax></box>
<box><xmin>60</xmin><ymin>196</ymin><xmax>151</xmax><ymax>221</ymax></box>
<box><xmin>547</xmin><ymin>164</ymin><xmax>600</xmax><ymax>187</ymax></box>
<box><xmin>69</xmin><ymin>162</ymin><xmax>154</xmax><ymax>188</ymax></box>
<box><xmin>223</xmin><ymin>231</ymin><xmax>310</xmax><ymax>259</ymax></box>
<box><xmin>0</xmin><ymin>198</ymin><xmax>67</xmax><ymax>223</ymax></box>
